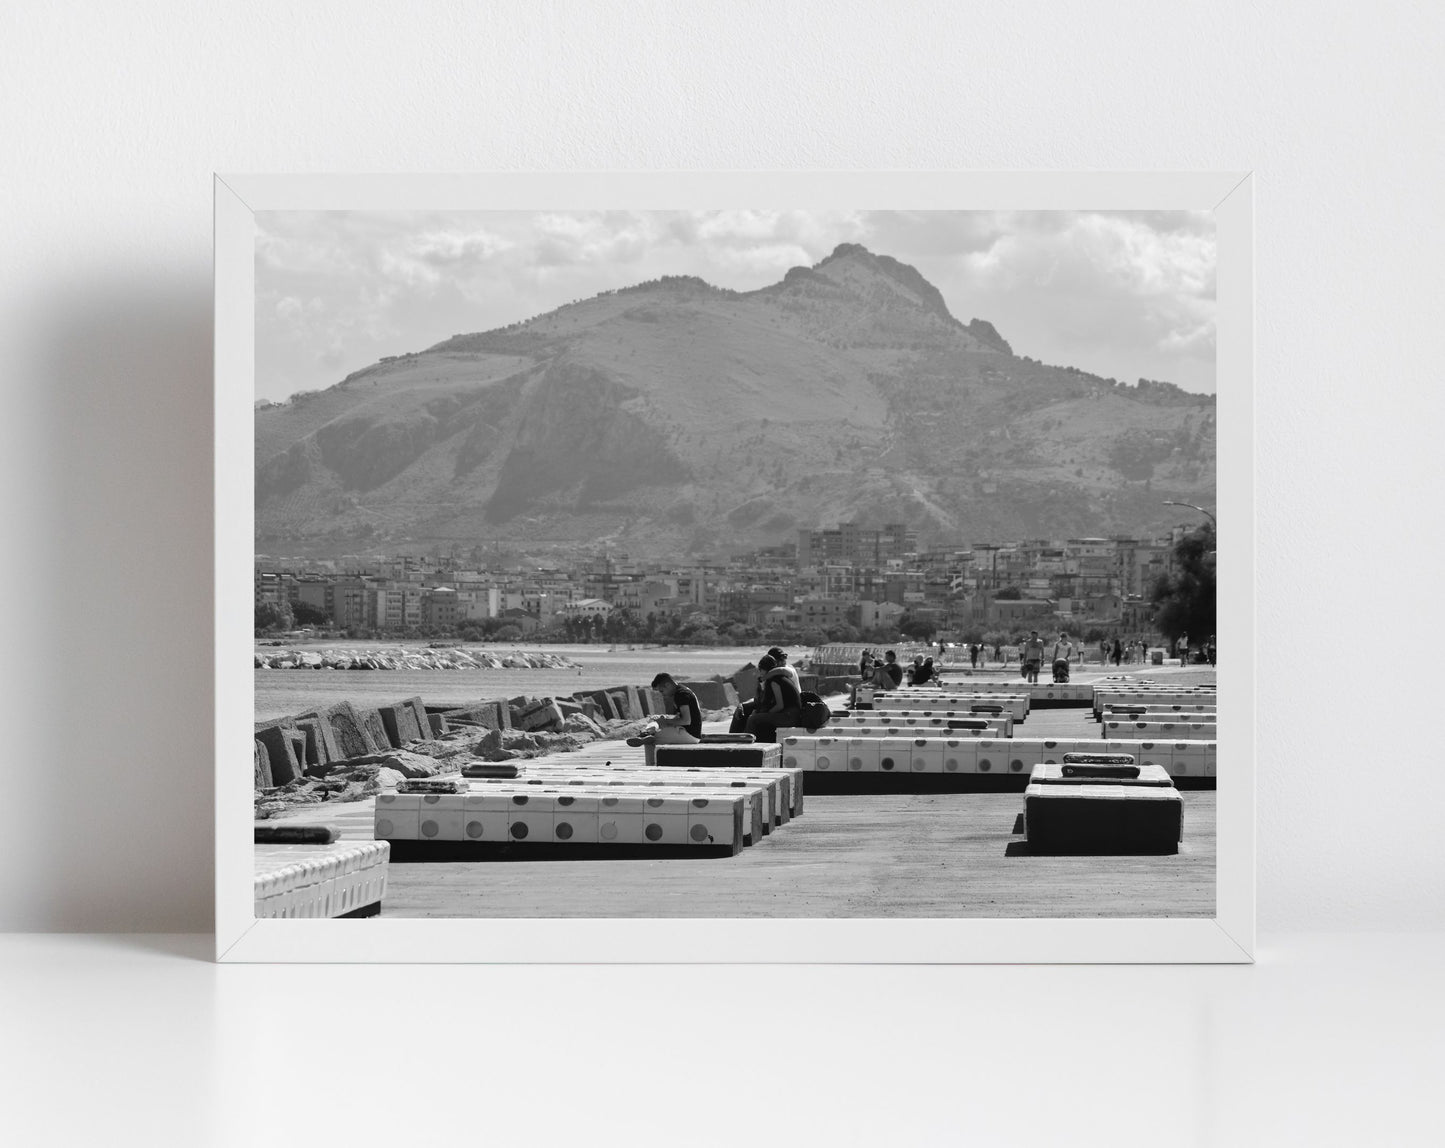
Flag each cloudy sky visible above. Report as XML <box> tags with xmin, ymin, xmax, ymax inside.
<box><xmin>255</xmin><ymin>209</ymin><xmax>1215</xmax><ymax>402</ymax></box>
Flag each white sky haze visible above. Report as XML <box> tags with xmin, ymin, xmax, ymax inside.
<box><xmin>255</xmin><ymin>209</ymin><xmax>1216</xmax><ymax>403</ymax></box>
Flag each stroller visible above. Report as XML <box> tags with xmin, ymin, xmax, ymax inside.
<box><xmin>1051</xmin><ymin>658</ymin><xmax>1071</xmax><ymax>684</ymax></box>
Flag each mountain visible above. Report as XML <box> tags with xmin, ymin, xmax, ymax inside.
<box><xmin>255</xmin><ymin>243</ymin><xmax>1215</xmax><ymax>559</ymax></box>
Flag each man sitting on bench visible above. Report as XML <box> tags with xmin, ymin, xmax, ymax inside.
<box><xmin>650</xmin><ymin>672</ymin><xmax>702</xmax><ymax>744</ymax></box>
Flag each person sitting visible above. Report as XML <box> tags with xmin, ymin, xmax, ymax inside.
<box><xmin>650</xmin><ymin>672</ymin><xmax>702</xmax><ymax>744</ymax></box>
<box><xmin>767</xmin><ymin>646</ymin><xmax>802</xmax><ymax>693</ymax></box>
<box><xmin>729</xmin><ymin>654</ymin><xmax>776</xmax><ymax>733</ymax></box>
<box><xmin>873</xmin><ymin>649</ymin><xmax>905</xmax><ymax>688</ymax></box>
<box><xmin>914</xmin><ymin>655</ymin><xmax>936</xmax><ymax>685</ymax></box>
<box><xmin>744</xmin><ymin>656</ymin><xmax>804</xmax><ymax>744</ymax></box>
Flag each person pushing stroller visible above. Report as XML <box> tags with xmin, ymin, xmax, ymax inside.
<box><xmin>1051</xmin><ymin>631</ymin><xmax>1076</xmax><ymax>683</ymax></box>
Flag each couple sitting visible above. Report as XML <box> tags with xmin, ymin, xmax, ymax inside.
<box><xmin>727</xmin><ymin>648</ymin><xmax>804</xmax><ymax>744</ymax></box>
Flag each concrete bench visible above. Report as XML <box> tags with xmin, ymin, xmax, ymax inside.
<box><xmin>781</xmin><ymin>735</ymin><xmax>1216</xmax><ymax>780</ymax></box>
<box><xmin>823</xmin><ymin>712</ymin><xmax>1014</xmax><ymax>735</ymax></box>
<box><xmin>1024</xmin><ymin>764</ymin><xmax>1183</xmax><ymax>854</ymax></box>
<box><xmin>860</xmin><ymin>693</ymin><xmax>1029</xmax><ymax>721</ymax></box>
<box><xmin>253</xmin><ymin>839</ymin><xmax>390</xmax><ymax>918</ymax></box>
<box><xmin>375</xmin><ymin>788</ymin><xmax>751</xmax><ymax>854</ymax></box>
<box><xmin>533</xmin><ymin>763</ymin><xmax>804</xmax><ymax>821</ymax></box>
<box><xmin>506</xmin><ymin>767</ymin><xmax>790</xmax><ymax>836</ymax></box>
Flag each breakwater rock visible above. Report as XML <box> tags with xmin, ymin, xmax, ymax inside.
<box><xmin>254</xmin><ymin>646</ymin><xmax>581</xmax><ymax>672</ymax></box>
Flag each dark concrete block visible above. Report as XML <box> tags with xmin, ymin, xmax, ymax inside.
<box><xmin>322</xmin><ymin>701</ymin><xmax>380</xmax><ymax>759</ymax></box>
<box><xmin>379</xmin><ymin>701</ymin><xmax>424</xmax><ymax>746</ymax></box>
<box><xmin>254</xmin><ymin>739</ymin><xmax>273</xmax><ymax>789</ymax></box>
<box><xmin>294</xmin><ymin>717</ymin><xmax>330</xmax><ymax>770</ymax></box>
<box><xmin>605</xmin><ymin>689</ymin><xmax>631</xmax><ymax>719</ymax></box>
<box><xmin>294</xmin><ymin>709</ymin><xmax>340</xmax><ymax>763</ymax></box>
<box><xmin>654</xmin><ymin>743</ymin><xmax>784</xmax><ymax>770</ymax></box>
<box><xmin>404</xmin><ymin>697</ymin><xmax>429</xmax><ymax>738</ymax></box>
<box><xmin>359</xmin><ymin>708</ymin><xmax>390</xmax><ymax>752</ymax></box>
<box><xmin>427</xmin><ymin>713</ymin><xmax>447</xmax><ymax>737</ymax></box>
<box><xmin>253</xmin><ymin>720</ymin><xmax>302</xmax><ymax>786</ymax></box>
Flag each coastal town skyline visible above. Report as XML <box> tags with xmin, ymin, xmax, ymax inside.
<box><xmin>255</xmin><ymin>209</ymin><xmax>1218</xmax><ymax>403</ymax></box>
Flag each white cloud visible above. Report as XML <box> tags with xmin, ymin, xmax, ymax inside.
<box><xmin>254</xmin><ymin>208</ymin><xmax>1216</xmax><ymax>401</ymax></box>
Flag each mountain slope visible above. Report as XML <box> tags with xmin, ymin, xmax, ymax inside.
<box><xmin>255</xmin><ymin>244</ymin><xmax>1215</xmax><ymax>557</ymax></box>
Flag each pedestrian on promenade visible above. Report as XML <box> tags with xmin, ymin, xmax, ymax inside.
<box><xmin>650</xmin><ymin>672</ymin><xmax>702</xmax><ymax>744</ymax></box>
<box><xmin>1111</xmin><ymin>637</ymin><xmax>1123</xmax><ymax>665</ymax></box>
<box><xmin>1206</xmin><ymin>635</ymin><xmax>1217</xmax><ymax>666</ymax></box>
<box><xmin>1052</xmin><ymin>631</ymin><xmax>1076</xmax><ymax>682</ymax></box>
<box><xmin>969</xmin><ymin>642</ymin><xmax>979</xmax><ymax>669</ymax></box>
<box><xmin>1021</xmin><ymin>630</ymin><xmax>1045</xmax><ymax>684</ymax></box>
<box><xmin>1176</xmin><ymin>632</ymin><xmax>1190</xmax><ymax>664</ymax></box>
<box><xmin>745</xmin><ymin>655</ymin><xmax>804</xmax><ymax>743</ymax></box>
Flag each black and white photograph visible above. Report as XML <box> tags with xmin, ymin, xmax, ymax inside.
<box><xmin>247</xmin><ymin>196</ymin><xmax>1226</xmax><ymax>925</ymax></box>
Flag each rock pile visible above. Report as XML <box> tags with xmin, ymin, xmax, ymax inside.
<box><xmin>253</xmin><ymin>679</ymin><xmax>742</xmax><ymax>818</ymax></box>
<box><xmin>253</xmin><ymin>647</ymin><xmax>582</xmax><ymax>671</ymax></box>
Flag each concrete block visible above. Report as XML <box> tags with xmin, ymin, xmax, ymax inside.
<box><xmin>640</xmin><ymin>795</ymin><xmax>690</xmax><ymax>844</ymax></box>
<box><xmin>518</xmin><ymin>698</ymin><xmax>565</xmax><ymax>731</ymax></box>
<box><xmin>359</xmin><ymin>708</ymin><xmax>390</xmax><ymax>751</ymax></box>
<box><xmin>320</xmin><ymin>701</ymin><xmax>381</xmax><ymax>759</ymax></box>
<box><xmin>681</xmin><ymin>680</ymin><xmax>731</xmax><ymax>710</ymax></box>
<box><xmin>428</xmin><ymin>713</ymin><xmax>447</xmax><ymax>737</ymax></box>
<box><xmin>942</xmin><ymin>739</ymin><xmax>978</xmax><ymax>774</ymax></box>
<box><xmin>1005</xmin><ymin>741</ymin><xmax>1045</xmax><ymax>776</ymax></box>
<box><xmin>373</xmin><ymin>793</ymin><xmax>420</xmax><ymax>840</ymax></box>
<box><xmin>876</xmin><ymin>738</ymin><xmax>910</xmax><ymax>774</ymax></box>
<box><xmin>552</xmin><ymin>794</ymin><xmax>600</xmax><ymax>843</ymax></box>
<box><xmin>294</xmin><ymin>710</ymin><xmax>341</xmax><ymax>763</ymax></box>
<box><xmin>294</xmin><ymin>717</ymin><xmax>330</xmax><ymax>771</ymax></box>
<box><xmin>598</xmin><ymin>794</ymin><xmax>646</xmax><ymax>843</ymax></box>
<box><xmin>417</xmin><ymin>793</ymin><xmax>467</xmax><ymax>841</ymax></box>
<box><xmin>813</xmin><ymin>738</ymin><xmax>844</xmax><ymax>773</ymax></box>
<box><xmin>1025</xmin><ymin>783</ymin><xmax>1182</xmax><ymax>853</ymax></box>
<box><xmin>254</xmin><ymin>739</ymin><xmax>273</xmax><ymax>788</ymax></box>
<box><xmin>621</xmin><ymin>684</ymin><xmax>643</xmax><ymax>719</ymax></box>
<box><xmin>686</xmin><ymin>796</ymin><xmax>745</xmax><ymax>852</ymax></box>
<box><xmin>379</xmin><ymin>702</ymin><xmax>423</xmax><ymax>747</ymax></box>
<box><xmin>505</xmin><ymin>792</ymin><xmax>554</xmax><ymax>841</ymax></box>
<box><xmin>974</xmin><ymin>738</ymin><xmax>1006</xmax><ymax>775</ymax></box>
<box><xmin>654</xmin><ymin>743</ymin><xmax>783</xmax><ymax>770</ymax></box>
<box><xmin>846</xmin><ymin>738</ymin><xmax>881</xmax><ymax>773</ymax></box>
<box><xmin>907</xmin><ymin>738</ymin><xmax>945</xmax><ymax>773</ymax></box>
<box><xmin>461</xmin><ymin>792</ymin><xmax>511</xmax><ymax>842</ymax></box>
<box><xmin>253</xmin><ymin>720</ymin><xmax>302</xmax><ymax>786</ymax></box>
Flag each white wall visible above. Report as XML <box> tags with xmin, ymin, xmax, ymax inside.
<box><xmin>2</xmin><ymin>1</ymin><xmax>1441</xmax><ymax>932</ymax></box>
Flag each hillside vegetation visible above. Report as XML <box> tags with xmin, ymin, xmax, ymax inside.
<box><xmin>256</xmin><ymin>243</ymin><xmax>1215</xmax><ymax>557</ymax></box>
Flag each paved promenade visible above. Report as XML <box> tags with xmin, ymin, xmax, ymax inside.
<box><xmin>271</xmin><ymin>665</ymin><xmax>1216</xmax><ymax>919</ymax></box>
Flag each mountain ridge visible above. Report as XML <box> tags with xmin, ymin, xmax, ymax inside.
<box><xmin>256</xmin><ymin>243</ymin><xmax>1214</xmax><ymax>559</ymax></box>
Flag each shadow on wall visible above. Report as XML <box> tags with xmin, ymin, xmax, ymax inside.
<box><xmin>19</xmin><ymin>274</ymin><xmax>214</xmax><ymax>930</ymax></box>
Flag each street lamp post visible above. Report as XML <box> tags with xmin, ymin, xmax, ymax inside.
<box><xmin>1162</xmin><ymin>501</ymin><xmax>1216</xmax><ymax>530</ymax></box>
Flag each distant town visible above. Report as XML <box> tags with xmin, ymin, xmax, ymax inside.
<box><xmin>255</xmin><ymin>519</ymin><xmax>1213</xmax><ymax>648</ymax></box>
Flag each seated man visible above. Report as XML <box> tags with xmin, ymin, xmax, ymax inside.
<box><xmin>650</xmin><ymin>672</ymin><xmax>702</xmax><ymax>744</ymax></box>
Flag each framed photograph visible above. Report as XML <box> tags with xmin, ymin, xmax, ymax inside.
<box><xmin>217</xmin><ymin>171</ymin><xmax>1253</xmax><ymax>962</ymax></box>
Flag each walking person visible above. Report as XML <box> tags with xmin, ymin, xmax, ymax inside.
<box><xmin>1051</xmin><ymin>631</ymin><xmax>1076</xmax><ymax>683</ymax></box>
<box><xmin>1021</xmin><ymin>630</ymin><xmax>1045</xmax><ymax>685</ymax></box>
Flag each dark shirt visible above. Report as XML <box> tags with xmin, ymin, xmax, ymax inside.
<box><xmin>672</xmin><ymin>685</ymin><xmax>703</xmax><ymax>739</ymax></box>
<box><xmin>882</xmin><ymin>661</ymin><xmax>904</xmax><ymax>687</ymax></box>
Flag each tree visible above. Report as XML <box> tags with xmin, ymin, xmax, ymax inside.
<box><xmin>291</xmin><ymin>600</ymin><xmax>330</xmax><ymax>627</ymax></box>
<box><xmin>899</xmin><ymin>615</ymin><xmax>936</xmax><ymax>641</ymax></box>
<box><xmin>255</xmin><ymin>601</ymin><xmax>293</xmax><ymax>632</ymax></box>
<box><xmin>1151</xmin><ymin>526</ymin><xmax>1216</xmax><ymax>648</ymax></box>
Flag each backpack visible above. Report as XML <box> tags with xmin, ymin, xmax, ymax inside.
<box><xmin>799</xmin><ymin>690</ymin><xmax>830</xmax><ymax>731</ymax></box>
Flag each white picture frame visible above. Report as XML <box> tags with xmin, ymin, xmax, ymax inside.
<box><xmin>217</xmin><ymin>171</ymin><xmax>1254</xmax><ymax>963</ymax></box>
